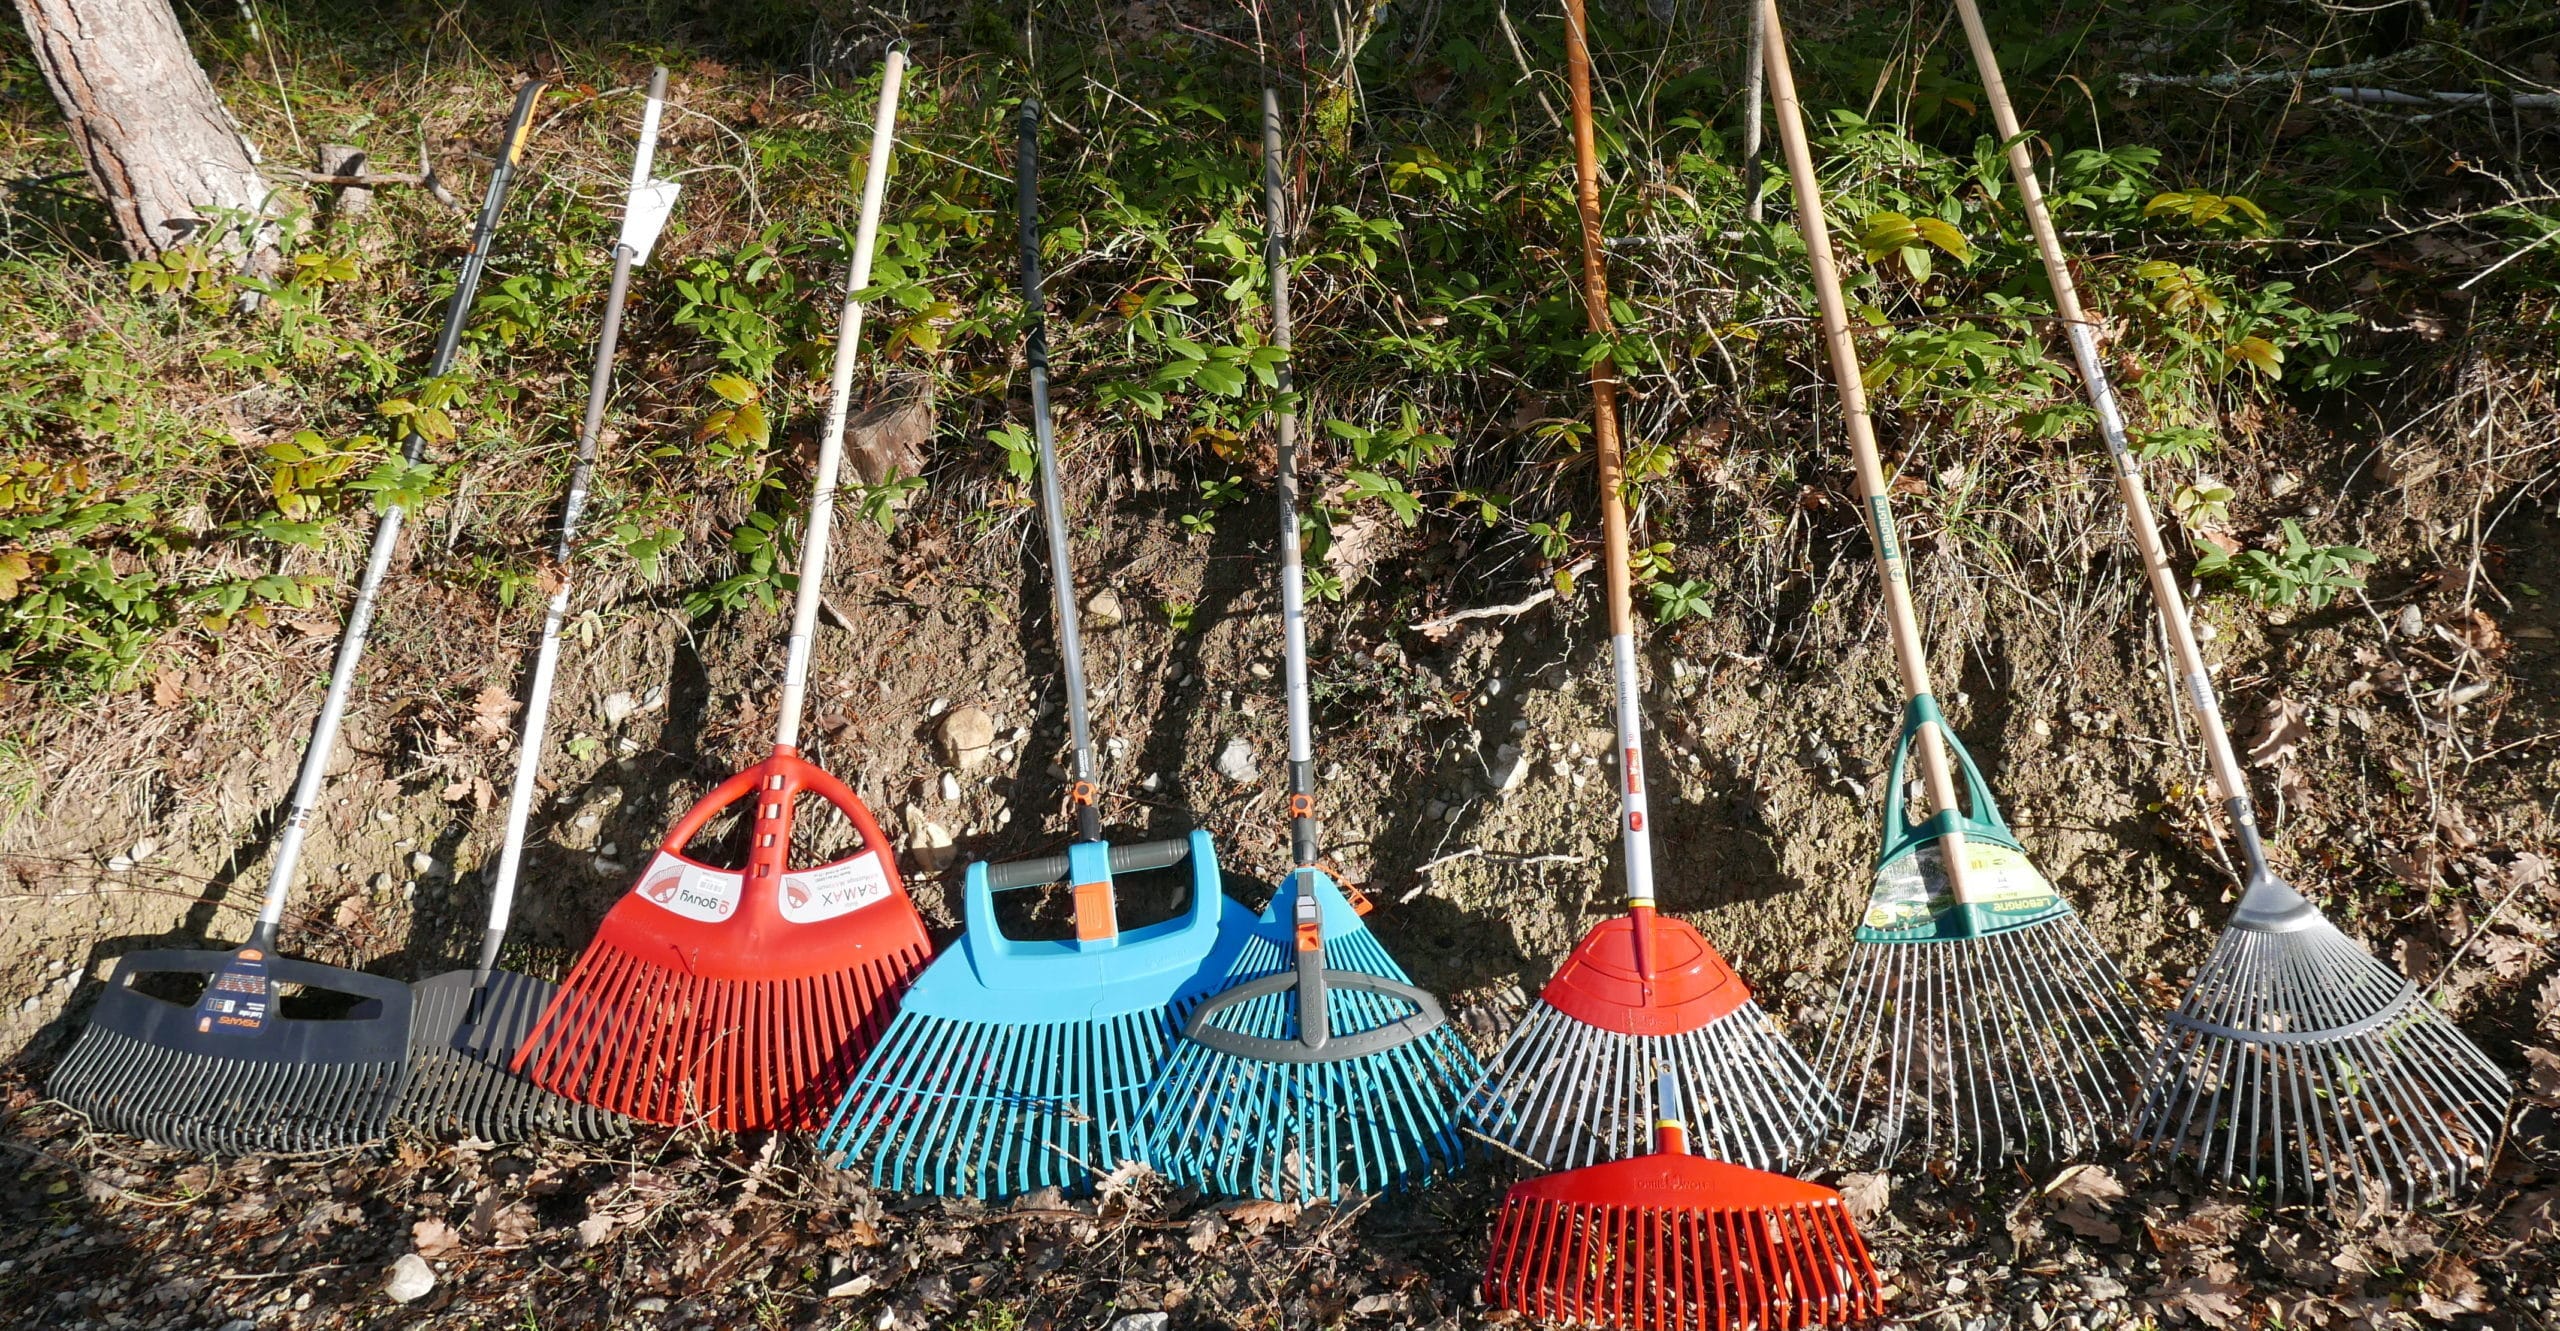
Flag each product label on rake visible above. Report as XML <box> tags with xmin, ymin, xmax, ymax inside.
<box><xmin>191</xmin><ymin>949</ymin><xmax>273</xmax><ymax>1037</ymax></box>
<box><xmin>1865</xmin><ymin>841</ymin><xmax>2061</xmax><ymax>934</ymax></box>
<box><xmin>779</xmin><ymin>852</ymin><xmax>894</xmax><ymax>924</ymax></box>
<box><xmin>635</xmin><ymin>852</ymin><xmax>742</xmax><ymax>923</ymax></box>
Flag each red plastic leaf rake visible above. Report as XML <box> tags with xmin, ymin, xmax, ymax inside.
<box><xmin>510</xmin><ymin>49</ymin><xmax>929</xmax><ymax>1132</ymax></box>
<box><xmin>1484</xmin><ymin>1073</ymin><xmax>1884</xmax><ymax>1331</ymax></box>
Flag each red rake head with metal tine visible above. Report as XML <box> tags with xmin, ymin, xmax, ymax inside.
<box><xmin>1543</xmin><ymin>911</ymin><xmax>1752</xmax><ymax>1035</ymax></box>
<box><xmin>511</xmin><ymin>747</ymin><xmax>930</xmax><ymax>1131</ymax></box>
<box><xmin>1483</xmin><ymin>1073</ymin><xmax>1885</xmax><ymax>1331</ymax></box>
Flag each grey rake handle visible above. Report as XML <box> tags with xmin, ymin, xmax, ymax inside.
<box><xmin>1016</xmin><ymin>97</ymin><xmax>1104</xmax><ymax>845</ymax></box>
<box><xmin>475</xmin><ymin>68</ymin><xmax>675</xmax><ymax>991</ymax></box>
<box><xmin>1945</xmin><ymin>1</ymin><xmax>2293</xmax><ymax>915</ymax></box>
<box><xmin>252</xmin><ymin>81</ymin><xmax>546</xmax><ymax>949</ymax></box>
<box><xmin>1760</xmin><ymin>0</ymin><xmax>1979</xmax><ymax>902</ymax></box>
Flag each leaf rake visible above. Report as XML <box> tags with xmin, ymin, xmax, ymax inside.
<box><xmin>510</xmin><ymin>48</ymin><xmax>931</xmax><ymax>1132</ymax></box>
<box><xmin>48</xmin><ymin>81</ymin><xmax>548</xmax><ymax>1154</ymax></box>
<box><xmin>1761</xmin><ymin>0</ymin><xmax>2148</xmax><ymax>1171</ymax></box>
<box><xmin>1471</xmin><ymin>0</ymin><xmax>1837</xmax><ymax>1177</ymax></box>
<box><xmin>1937</xmin><ymin>0</ymin><xmax>2511</xmax><ymax>1204</ymax></box>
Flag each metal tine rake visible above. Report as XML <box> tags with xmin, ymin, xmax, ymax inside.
<box><xmin>47</xmin><ymin>82</ymin><xmax>549</xmax><ymax>1155</ymax></box>
<box><xmin>1760</xmin><ymin>0</ymin><xmax>2148</xmax><ymax>1172</ymax></box>
<box><xmin>1937</xmin><ymin>0</ymin><xmax>2511</xmax><ymax>1205</ymax></box>
<box><xmin>1469</xmin><ymin>0</ymin><xmax>1837</xmax><ymax>1178</ymax></box>
<box><xmin>396</xmin><ymin>69</ymin><xmax>684</xmax><ymax>1143</ymax></box>
<box><xmin>1482</xmin><ymin>1069</ymin><xmax>1885</xmax><ymax>1331</ymax></box>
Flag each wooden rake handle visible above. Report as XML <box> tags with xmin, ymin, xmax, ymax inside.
<box><xmin>1759</xmin><ymin>0</ymin><xmax>1976</xmax><ymax>900</ymax></box>
<box><xmin>1947</xmin><ymin>0</ymin><xmax>2266</xmax><ymax>870</ymax></box>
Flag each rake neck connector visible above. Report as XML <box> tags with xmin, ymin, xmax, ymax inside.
<box><xmin>1182</xmin><ymin>868</ymin><xmax>1452</xmax><ymax>1065</ymax></box>
<box><xmin>1652</xmin><ymin>1070</ymin><xmax>1689</xmax><ymax>1156</ymax></box>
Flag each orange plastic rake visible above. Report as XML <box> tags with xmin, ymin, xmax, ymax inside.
<box><xmin>1484</xmin><ymin>1072</ymin><xmax>1884</xmax><ymax>1331</ymax></box>
<box><xmin>509</xmin><ymin>47</ymin><xmax>930</xmax><ymax>1131</ymax></box>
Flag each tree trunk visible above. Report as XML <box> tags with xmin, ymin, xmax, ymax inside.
<box><xmin>13</xmin><ymin>0</ymin><xmax>276</xmax><ymax>264</ymax></box>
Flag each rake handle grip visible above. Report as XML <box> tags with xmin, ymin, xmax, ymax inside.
<box><xmin>982</xmin><ymin>837</ymin><xmax>1191</xmax><ymax>892</ymax></box>
<box><xmin>654</xmin><ymin>748</ymin><xmax>891</xmax><ymax>885</ymax></box>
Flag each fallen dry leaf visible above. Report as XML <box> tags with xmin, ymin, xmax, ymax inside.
<box><xmin>2248</xmin><ymin>697</ymin><xmax>2308</xmax><ymax>768</ymax></box>
<box><xmin>2150</xmin><ymin>1198</ymin><xmax>2247</xmax><ymax>1249</ymax></box>
<box><xmin>1836</xmin><ymin>1172</ymin><xmax>1890</xmax><ymax>1227</ymax></box>
<box><xmin>2523</xmin><ymin>1047</ymin><xmax>2560</xmax><ymax>1108</ymax></box>
<box><xmin>1225</xmin><ymin>1198</ymin><xmax>1300</xmax><ymax>1231</ymax></box>
<box><xmin>2150</xmin><ymin>1259</ymin><xmax>2250</xmax><ymax>1327</ymax></box>
<box><xmin>467</xmin><ymin>685</ymin><xmax>520</xmax><ymax>743</ymax></box>
<box><xmin>2042</xmin><ymin>1163</ymin><xmax>2126</xmax><ymax>1243</ymax></box>
<box><xmin>413</xmin><ymin>1217</ymin><xmax>461</xmax><ymax>1259</ymax></box>
<box><xmin>2415</xmin><ymin>1252</ymin><xmax>2491</xmax><ymax>1319</ymax></box>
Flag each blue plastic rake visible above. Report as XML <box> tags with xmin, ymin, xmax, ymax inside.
<box><xmin>820</xmin><ymin>103</ymin><xmax>1256</xmax><ymax>1198</ymax></box>
<box><xmin>819</xmin><ymin>833</ymin><xmax>1252</xmax><ymax>1197</ymax></box>
<box><xmin>1138</xmin><ymin>91</ymin><xmax>1488</xmax><ymax>1204</ymax></box>
<box><xmin>1146</xmin><ymin>867</ymin><xmax>1486</xmax><ymax>1201</ymax></box>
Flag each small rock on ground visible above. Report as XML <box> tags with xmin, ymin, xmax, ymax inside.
<box><xmin>1215</xmin><ymin>738</ymin><xmax>1257</xmax><ymax>783</ymax></box>
<box><xmin>1110</xmin><ymin>1314</ymin><xmax>1170</xmax><ymax>1331</ymax></box>
<box><xmin>384</xmin><ymin>1252</ymin><xmax>436</xmax><ymax>1303</ymax></box>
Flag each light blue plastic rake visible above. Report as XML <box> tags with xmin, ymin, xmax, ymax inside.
<box><xmin>819</xmin><ymin>832</ymin><xmax>1254</xmax><ymax>1196</ymax></box>
<box><xmin>1145</xmin><ymin>867</ymin><xmax>1487</xmax><ymax>1202</ymax></box>
<box><xmin>1137</xmin><ymin>91</ymin><xmax>1488</xmax><ymax>1204</ymax></box>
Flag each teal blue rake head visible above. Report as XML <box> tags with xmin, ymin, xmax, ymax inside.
<box><xmin>818</xmin><ymin>831</ymin><xmax>1254</xmax><ymax>1197</ymax></box>
<box><xmin>1144</xmin><ymin>868</ymin><xmax>1488</xmax><ymax>1202</ymax></box>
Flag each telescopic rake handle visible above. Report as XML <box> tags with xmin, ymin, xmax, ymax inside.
<box><xmin>778</xmin><ymin>43</ymin><xmax>908</xmax><ymax>752</ymax></box>
<box><xmin>1560</xmin><ymin>0</ymin><xmax>1661</xmax><ymax>977</ymax></box>
<box><xmin>1263</xmin><ymin>88</ymin><xmax>1338</xmax><ymax>1050</ymax></box>
<box><xmin>1265</xmin><ymin>87</ymin><xmax>1317</xmax><ymax>875</ymax></box>
<box><xmin>253</xmin><ymin>81</ymin><xmax>545</xmax><ymax>943</ymax></box>
<box><xmin>476</xmin><ymin>69</ymin><xmax>671</xmax><ymax>990</ymax></box>
<box><xmin>1947</xmin><ymin>0</ymin><xmax>2276</xmax><ymax>893</ymax></box>
<box><xmin>1017</xmin><ymin>98</ymin><xmax>1104</xmax><ymax>845</ymax></box>
<box><xmin>1760</xmin><ymin>0</ymin><xmax>1976</xmax><ymax>901</ymax></box>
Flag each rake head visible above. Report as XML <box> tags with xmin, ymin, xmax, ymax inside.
<box><xmin>2137</xmin><ymin>877</ymin><xmax>2512</xmax><ymax>1208</ymax></box>
<box><xmin>396</xmin><ymin>969</ymin><xmax>630</xmax><ymax>1142</ymax></box>
<box><xmin>821</xmin><ymin>832</ymin><xmax>1253</xmax><ymax>1197</ymax></box>
<box><xmin>1818</xmin><ymin>905</ymin><xmax>2146</xmax><ymax>1171</ymax></box>
<box><xmin>1820</xmin><ymin>711</ymin><xmax>2148</xmax><ymax>1169</ymax></box>
<box><xmin>1145</xmin><ymin>869</ymin><xmax>1485</xmax><ymax>1200</ymax></box>
<box><xmin>50</xmin><ymin>946</ymin><xmax>411</xmax><ymax>1154</ymax></box>
<box><xmin>1475</xmin><ymin>913</ymin><xmax>1836</xmax><ymax>1173</ymax></box>
<box><xmin>1483</xmin><ymin>1075</ymin><xmax>1884</xmax><ymax>1331</ymax></box>
<box><xmin>513</xmin><ymin>751</ymin><xmax>932</xmax><ymax>1131</ymax></box>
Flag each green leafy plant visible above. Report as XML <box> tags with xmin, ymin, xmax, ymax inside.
<box><xmin>2196</xmin><ymin>519</ymin><xmax>2375</xmax><ymax>609</ymax></box>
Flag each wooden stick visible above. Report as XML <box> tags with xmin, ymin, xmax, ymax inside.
<box><xmin>1759</xmin><ymin>0</ymin><xmax>1974</xmax><ymax>899</ymax></box>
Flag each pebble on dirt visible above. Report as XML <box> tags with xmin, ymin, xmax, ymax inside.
<box><xmin>383</xmin><ymin>1252</ymin><xmax>435</xmax><ymax>1304</ymax></box>
<box><xmin>1084</xmin><ymin>587</ymin><xmax>1125</xmax><ymax>629</ymax></box>
<box><xmin>1215</xmin><ymin>737</ymin><xmax>1257</xmax><ymax>783</ymax></box>
<box><xmin>936</xmin><ymin>705</ymin><xmax>996</xmax><ymax>771</ymax></box>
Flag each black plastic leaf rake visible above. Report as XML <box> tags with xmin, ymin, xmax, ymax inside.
<box><xmin>1138</xmin><ymin>89</ymin><xmax>1487</xmax><ymax>1204</ymax></box>
<box><xmin>1941</xmin><ymin>0</ymin><xmax>2510</xmax><ymax>1204</ymax></box>
<box><xmin>49</xmin><ymin>82</ymin><xmax>547</xmax><ymax>1154</ymax></box>
<box><xmin>396</xmin><ymin>69</ymin><xmax>681</xmax><ymax>1143</ymax></box>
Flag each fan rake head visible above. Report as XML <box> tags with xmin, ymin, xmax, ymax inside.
<box><xmin>396</xmin><ymin>968</ymin><xmax>629</xmax><ymax>1142</ymax></box>
<box><xmin>1821</xmin><ymin>712</ymin><xmax>2148</xmax><ymax>1169</ymax></box>
<box><xmin>822</xmin><ymin>833</ymin><xmax>1254</xmax><ymax>1197</ymax></box>
<box><xmin>50</xmin><ymin>946</ymin><xmax>411</xmax><ymax>1154</ymax></box>
<box><xmin>1475</xmin><ymin>913</ymin><xmax>1836</xmax><ymax>1174</ymax></box>
<box><xmin>512</xmin><ymin>752</ymin><xmax>933</xmax><ymax>1132</ymax></box>
<box><xmin>2137</xmin><ymin>879</ymin><xmax>2511</xmax><ymax>1208</ymax></box>
<box><xmin>1145</xmin><ymin>869</ymin><xmax>1485</xmax><ymax>1201</ymax></box>
<box><xmin>1483</xmin><ymin>1072</ymin><xmax>1884</xmax><ymax>1331</ymax></box>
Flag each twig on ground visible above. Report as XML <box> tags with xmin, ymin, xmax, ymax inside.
<box><xmin>1408</xmin><ymin>557</ymin><xmax>1592</xmax><ymax>638</ymax></box>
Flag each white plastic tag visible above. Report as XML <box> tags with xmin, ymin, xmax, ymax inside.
<box><xmin>779</xmin><ymin>851</ymin><xmax>894</xmax><ymax>924</ymax></box>
<box><xmin>634</xmin><ymin>851</ymin><xmax>739</xmax><ymax>923</ymax></box>
<box><xmin>616</xmin><ymin>178</ymin><xmax>682</xmax><ymax>266</ymax></box>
